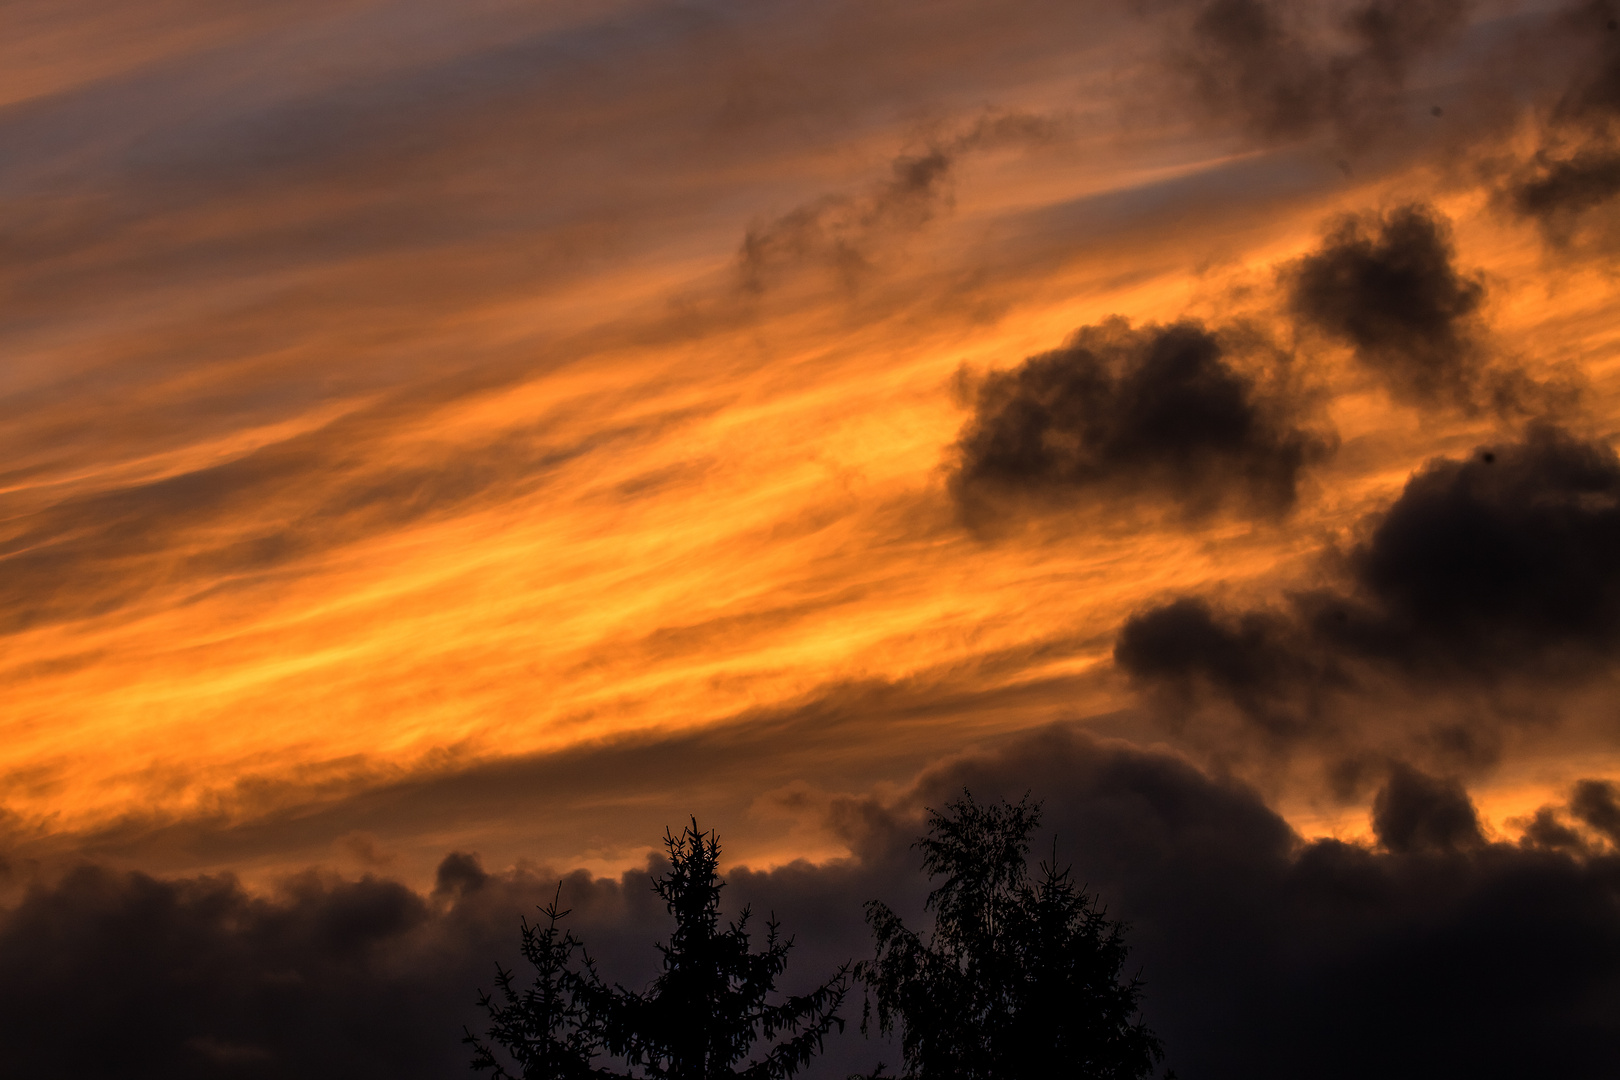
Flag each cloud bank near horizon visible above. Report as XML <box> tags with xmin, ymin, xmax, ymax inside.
<box><xmin>4</xmin><ymin>729</ymin><xmax>1618</xmax><ymax>1079</ymax></box>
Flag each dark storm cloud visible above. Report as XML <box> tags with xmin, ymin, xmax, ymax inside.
<box><xmin>1519</xmin><ymin>778</ymin><xmax>1620</xmax><ymax>852</ymax></box>
<box><xmin>0</xmin><ymin>866</ymin><xmax>440</xmax><ymax>1078</ymax></box>
<box><xmin>1286</xmin><ymin>204</ymin><xmax>1495</xmax><ymax>409</ymax></box>
<box><xmin>1115</xmin><ymin>424</ymin><xmax>1620</xmax><ymax>761</ymax></box>
<box><xmin>0</xmin><ymin>833</ymin><xmax>891</xmax><ymax>1079</ymax></box>
<box><xmin>864</xmin><ymin>730</ymin><xmax>1620</xmax><ymax>1079</ymax></box>
<box><xmin>951</xmin><ymin>318</ymin><xmax>1333</xmax><ymax>523</ymax></box>
<box><xmin>1509</xmin><ymin>147</ymin><xmax>1620</xmax><ymax>223</ymax></box>
<box><xmin>1337</xmin><ymin>425</ymin><xmax>1620</xmax><ymax>668</ymax></box>
<box><xmin>1177</xmin><ymin>0</ymin><xmax>1473</xmax><ymax>144</ymax></box>
<box><xmin>1571</xmin><ymin>779</ymin><xmax>1620</xmax><ymax>843</ymax></box>
<box><xmin>1369</xmin><ymin>763</ymin><xmax>1485</xmax><ymax>853</ymax></box>
<box><xmin>5</xmin><ymin>728</ymin><xmax>1619</xmax><ymax>1079</ymax></box>
<box><xmin>1113</xmin><ymin>596</ymin><xmax>1328</xmax><ymax>739</ymax></box>
<box><xmin>1500</xmin><ymin>1</ymin><xmax>1620</xmax><ymax>230</ymax></box>
<box><xmin>1285</xmin><ymin>202</ymin><xmax>1576</xmax><ymax>415</ymax></box>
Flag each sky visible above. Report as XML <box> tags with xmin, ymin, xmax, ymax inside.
<box><xmin>5</xmin><ymin>0</ymin><xmax>1620</xmax><ymax>1076</ymax></box>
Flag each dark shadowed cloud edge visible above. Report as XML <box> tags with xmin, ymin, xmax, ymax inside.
<box><xmin>2</xmin><ymin>726</ymin><xmax>1617</xmax><ymax>1080</ymax></box>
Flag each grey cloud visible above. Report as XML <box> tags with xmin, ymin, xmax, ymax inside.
<box><xmin>1370</xmin><ymin>763</ymin><xmax>1485</xmax><ymax>853</ymax></box>
<box><xmin>0</xmin><ymin>1</ymin><xmax>1102</xmax><ymax>297</ymax></box>
<box><xmin>737</xmin><ymin>112</ymin><xmax>1060</xmax><ymax>292</ymax></box>
<box><xmin>1157</xmin><ymin>0</ymin><xmax>1620</xmax><ymax>240</ymax></box>
<box><xmin>1518</xmin><ymin>778</ymin><xmax>1620</xmax><ymax>853</ymax></box>
<box><xmin>0</xmin><ymin>865</ymin><xmax>437</xmax><ymax>1079</ymax></box>
<box><xmin>1571</xmin><ymin>779</ymin><xmax>1620</xmax><ymax>844</ymax></box>
<box><xmin>951</xmin><ymin>317</ymin><xmax>1334</xmax><ymax>524</ymax></box>
<box><xmin>1517</xmin><ymin>803</ymin><xmax>1591</xmax><ymax>851</ymax></box>
<box><xmin>5</xmin><ymin>728</ymin><xmax>1620</xmax><ymax>1079</ymax></box>
<box><xmin>1286</xmin><ymin>204</ymin><xmax>1487</xmax><ymax>408</ymax></box>
<box><xmin>1508</xmin><ymin>146</ymin><xmax>1620</xmax><ymax>226</ymax></box>
<box><xmin>1498</xmin><ymin>2</ymin><xmax>1620</xmax><ymax>232</ymax></box>
<box><xmin>848</xmin><ymin>729</ymin><xmax>1620</xmax><ymax>1079</ymax></box>
<box><xmin>737</xmin><ymin>147</ymin><xmax>957</xmax><ymax>292</ymax></box>
<box><xmin>1285</xmin><ymin>202</ymin><xmax>1575</xmax><ymax>415</ymax></box>
<box><xmin>1115</xmin><ymin>424</ymin><xmax>1620</xmax><ymax>768</ymax></box>
<box><xmin>1176</xmin><ymin>0</ymin><xmax>1473</xmax><ymax>144</ymax></box>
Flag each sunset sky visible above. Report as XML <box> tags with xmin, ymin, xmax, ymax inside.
<box><xmin>6</xmin><ymin>1</ymin><xmax>1620</xmax><ymax>1076</ymax></box>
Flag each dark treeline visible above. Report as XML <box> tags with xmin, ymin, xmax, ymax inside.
<box><xmin>466</xmin><ymin>794</ymin><xmax>1161</xmax><ymax>1080</ymax></box>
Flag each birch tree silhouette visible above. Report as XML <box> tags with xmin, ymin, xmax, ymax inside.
<box><xmin>857</xmin><ymin>792</ymin><xmax>1163</xmax><ymax>1080</ymax></box>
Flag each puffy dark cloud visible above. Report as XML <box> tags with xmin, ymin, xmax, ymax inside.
<box><xmin>1371</xmin><ymin>763</ymin><xmax>1485</xmax><ymax>853</ymax></box>
<box><xmin>1508</xmin><ymin>147</ymin><xmax>1620</xmax><ymax>225</ymax></box>
<box><xmin>1116</xmin><ymin>424</ymin><xmax>1620</xmax><ymax>764</ymax></box>
<box><xmin>1517</xmin><ymin>803</ymin><xmax>1591</xmax><ymax>851</ymax></box>
<box><xmin>1113</xmin><ymin>596</ymin><xmax>1329</xmax><ymax>740</ymax></box>
<box><xmin>1178</xmin><ymin>0</ymin><xmax>1473</xmax><ymax>144</ymax></box>
<box><xmin>1286</xmin><ymin>204</ymin><xmax>1492</xmax><ymax>409</ymax></box>
<box><xmin>4</xmin><ymin>729</ymin><xmax>1619</xmax><ymax>1079</ymax></box>
<box><xmin>904</xmin><ymin>731</ymin><xmax>1620</xmax><ymax>1079</ymax></box>
<box><xmin>951</xmin><ymin>318</ymin><xmax>1333</xmax><ymax>523</ymax></box>
<box><xmin>1572</xmin><ymin>779</ymin><xmax>1620</xmax><ymax>844</ymax></box>
<box><xmin>1338</xmin><ymin>424</ymin><xmax>1620</xmax><ymax>669</ymax></box>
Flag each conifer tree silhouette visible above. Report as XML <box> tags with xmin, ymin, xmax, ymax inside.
<box><xmin>857</xmin><ymin>792</ymin><xmax>1163</xmax><ymax>1080</ymax></box>
<box><xmin>605</xmin><ymin>820</ymin><xmax>849</xmax><ymax>1080</ymax></box>
<box><xmin>469</xmin><ymin>820</ymin><xmax>848</xmax><ymax>1080</ymax></box>
<box><xmin>466</xmin><ymin>885</ymin><xmax>606</xmax><ymax>1080</ymax></box>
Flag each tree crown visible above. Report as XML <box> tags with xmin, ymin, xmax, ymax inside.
<box><xmin>857</xmin><ymin>791</ymin><xmax>1163</xmax><ymax>1080</ymax></box>
<box><xmin>470</xmin><ymin>820</ymin><xmax>847</xmax><ymax>1080</ymax></box>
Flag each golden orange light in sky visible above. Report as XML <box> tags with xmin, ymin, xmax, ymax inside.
<box><xmin>2</xmin><ymin>0</ymin><xmax>1617</xmax><ymax>891</ymax></box>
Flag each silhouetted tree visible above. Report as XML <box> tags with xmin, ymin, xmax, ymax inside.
<box><xmin>604</xmin><ymin>820</ymin><xmax>849</xmax><ymax>1080</ymax></box>
<box><xmin>857</xmin><ymin>792</ymin><xmax>1163</xmax><ymax>1080</ymax></box>
<box><xmin>466</xmin><ymin>885</ymin><xmax>606</xmax><ymax>1080</ymax></box>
